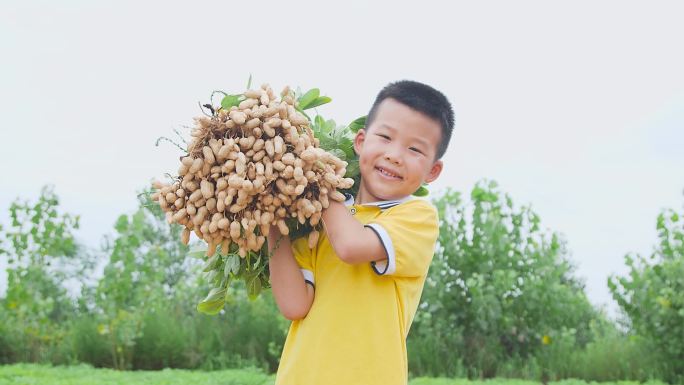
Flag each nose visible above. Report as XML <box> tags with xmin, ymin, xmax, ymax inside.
<box><xmin>384</xmin><ymin>145</ymin><xmax>402</xmax><ymax>165</ymax></box>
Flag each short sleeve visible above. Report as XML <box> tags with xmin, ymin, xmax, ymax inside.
<box><xmin>365</xmin><ymin>199</ymin><xmax>439</xmax><ymax>278</ymax></box>
<box><xmin>291</xmin><ymin>237</ymin><xmax>315</xmax><ymax>288</ymax></box>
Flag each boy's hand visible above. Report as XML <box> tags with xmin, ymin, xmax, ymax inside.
<box><xmin>322</xmin><ymin>201</ymin><xmax>387</xmax><ymax>265</ymax></box>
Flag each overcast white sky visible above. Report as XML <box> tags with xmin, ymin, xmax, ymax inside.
<box><xmin>1</xmin><ymin>1</ymin><xmax>683</xmax><ymax>317</ymax></box>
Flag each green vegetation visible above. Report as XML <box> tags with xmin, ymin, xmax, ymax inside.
<box><xmin>1</xmin><ymin>181</ymin><xmax>682</xmax><ymax>383</ymax></box>
<box><xmin>411</xmin><ymin>182</ymin><xmax>596</xmax><ymax>378</ymax></box>
<box><xmin>0</xmin><ymin>364</ymin><xmax>670</xmax><ymax>385</ymax></box>
<box><xmin>0</xmin><ymin>364</ymin><xmax>273</xmax><ymax>385</ymax></box>
<box><xmin>609</xmin><ymin>204</ymin><xmax>684</xmax><ymax>384</ymax></box>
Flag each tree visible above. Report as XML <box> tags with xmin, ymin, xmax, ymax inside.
<box><xmin>0</xmin><ymin>186</ymin><xmax>84</xmax><ymax>362</ymax></box>
<box><xmin>609</xmin><ymin>201</ymin><xmax>684</xmax><ymax>383</ymax></box>
<box><xmin>410</xmin><ymin>181</ymin><xmax>597</xmax><ymax>378</ymax></box>
<box><xmin>87</xmin><ymin>188</ymin><xmax>195</xmax><ymax>369</ymax></box>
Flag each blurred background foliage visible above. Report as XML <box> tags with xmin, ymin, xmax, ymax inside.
<box><xmin>1</xmin><ymin>181</ymin><xmax>682</xmax><ymax>383</ymax></box>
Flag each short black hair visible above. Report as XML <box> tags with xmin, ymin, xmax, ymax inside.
<box><xmin>366</xmin><ymin>80</ymin><xmax>454</xmax><ymax>160</ymax></box>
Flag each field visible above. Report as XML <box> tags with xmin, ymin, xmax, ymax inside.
<box><xmin>0</xmin><ymin>364</ymin><xmax>669</xmax><ymax>385</ymax></box>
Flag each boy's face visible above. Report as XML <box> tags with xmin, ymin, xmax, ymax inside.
<box><xmin>353</xmin><ymin>98</ymin><xmax>443</xmax><ymax>203</ymax></box>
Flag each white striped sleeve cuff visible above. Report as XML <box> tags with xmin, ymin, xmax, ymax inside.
<box><xmin>365</xmin><ymin>223</ymin><xmax>396</xmax><ymax>275</ymax></box>
<box><xmin>300</xmin><ymin>269</ymin><xmax>315</xmax><ymax>286</ymax></box>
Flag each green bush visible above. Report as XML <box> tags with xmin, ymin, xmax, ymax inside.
<box><xmin>0</xmin><ymin>186</ymin><xmax>84</xmax><ymax>363</ymax></box>
<box><xmin>571</xmin><ymin>325</ymin><xmax>661</xmax><ymax>381</ymax></box>
<box><xmin>410</xmin><ymin>182</ymin><xmax>598</xmax><ymax>378</ymax></box>
<box><xmin>133</xmin><ymin>306</ymin><xmax>194</xmax><ymax>369</ymax></box>
<box><xmin>191</xmin><ymin>286</ymin><xmax>288</xmax><ymax>373</ymax></box>
<box><xmin>609</xmin><ymin>203</ymin><xmax>684</xmax><ymax>383</ymax></box>
<box><xmin>66</xmin><ymin>284</ymin><xmax>288</xmax><ymax>372</ymax></box>
<box><xmin>408</xmin><ymin>309</ymin><xmax>466</xmax><ymax>378</ymax></box>
<box><xmin>68</xmin><ymin>315</ymin><xmax>111</xmax><ymax>368</ymax></box>
<box><xmin>0</xmin><ymin>310</ymin><xmax>22</xmax><ymax>363</ymax></box>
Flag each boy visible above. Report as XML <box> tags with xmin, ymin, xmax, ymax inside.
<box><xmin>268</xmin><ymin>80</ymin><xmax>454</xmax><ymax>385</ymax></box>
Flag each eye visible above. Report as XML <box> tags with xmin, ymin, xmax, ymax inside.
<box><xmin>409</xmin><ymin>147</ymin><xmax>424</xmax><ymax>154</ymax></box>
<box><xmin>376</xmin><ymin>134</ymin><xmax>390</xmax><ymax>141</ymax></box>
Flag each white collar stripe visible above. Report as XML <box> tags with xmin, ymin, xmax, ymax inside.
<box><xmin>343</xmin><ymin>194</ymin><xmax>413</xmax><ymax>208</ymax></box>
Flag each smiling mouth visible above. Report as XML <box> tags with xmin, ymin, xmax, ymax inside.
<box><xmin>375</xmin><ymin>166</ymin><xmax>403</xmax><ymax>180</ymax></box>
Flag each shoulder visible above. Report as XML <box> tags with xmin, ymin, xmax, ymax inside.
<box><xmin>384</xmin><ymin>197</ymin><xmax>437</xmax><ymax>218</ymax></box>
<box><xmin>373</xmin><ymin>198</ymin><xmax>439</xmax><ymax>234</ymax></box>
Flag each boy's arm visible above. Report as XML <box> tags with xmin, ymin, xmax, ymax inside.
<box><xmin>267</xmin><ymin>227</ymin><xmax>315</xmax><ymax>321</ymax></box>
<box><xmin>322</xmin><ymin>200</ymin><xmax>387</xmax><ymax>265</ymax></box>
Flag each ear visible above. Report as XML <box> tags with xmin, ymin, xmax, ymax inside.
<box><xmin>424</xmin><ymin>159</ymin><xmax>443</xmax><ymax>183</ymax></box>
<box><xmin>353</xmin><ymin>129</ymin><xmax>367</xmax><ymax>155</ymax></box>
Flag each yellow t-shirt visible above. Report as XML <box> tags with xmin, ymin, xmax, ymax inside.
<box><xmin>274</xmin><ymin>196</ymin><xmax>440</xmax><ymax>385</ymax></box>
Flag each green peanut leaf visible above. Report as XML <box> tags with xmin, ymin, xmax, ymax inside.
<box><xmin>298</xmin><ymin>88</ymin><xmax>320</xmax><ymax>109</ymax></box>
<box><xmin>202</xmin><ymin>254</ymin><xmax>219</xmax><ymax>272</ymax></box>
<box><xmin>348</xmin><ymin>116</ymin><xmax>367</xmax><ymax>133</ymax></box>
<box><xmin>324</xmin><ymin>119</ymin><xmax>337</xmax><ymax>132</ymax></box>
<box><xmin>345</xmin><ymin>159</ymin><xmax>360</xmax><ymax>178</ymax></box>
<box><xmin>314</xmin><ymin>115</ymin><xmax>327</xmax><ymax>133</ymax></box>
<box><xmin>303</xmin><ymin>96</ymin><xmax>332</xmax><ymax>110</ymax></box>
<box><xmin>338</xmin><ymin>137</ymin><xmax>355</xmax><ymax>159</ymax></box>
<box><xmin>413</xmin><ymin>185</ymin><xmax>429</xmax><ymax>197</ymax></box>
<box><xmin>221</xmin><ymin>94</ymin><xmax>241</xmax><ymax>110</ymax></box>
<box><xmin>196</xmin><ymin>288</ymin><xmax>226</xmax><ymax>315</ymax></box>
<box><xmin>226</xmin><ymin>254</ymin><xmax>240</xmax><ymax>276</ymax></box>
<box><xmin>319</xmin><ymin>135</ymin><xmax>338</xmax><ymax>152</ymax></box>
<box><xmin>247</xmin><ymin>275</ymin><xmax>262</xmax><ymax>300</ymax></box>
<box><xmin>329</xmin><ymin>148</ymin><xmax>346</xmax><ymax>161</ymax></box>
<box><xmin>188</xmin><ymin>246</ymin><xmax>208</xmax><ymax>259</ymax></box>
